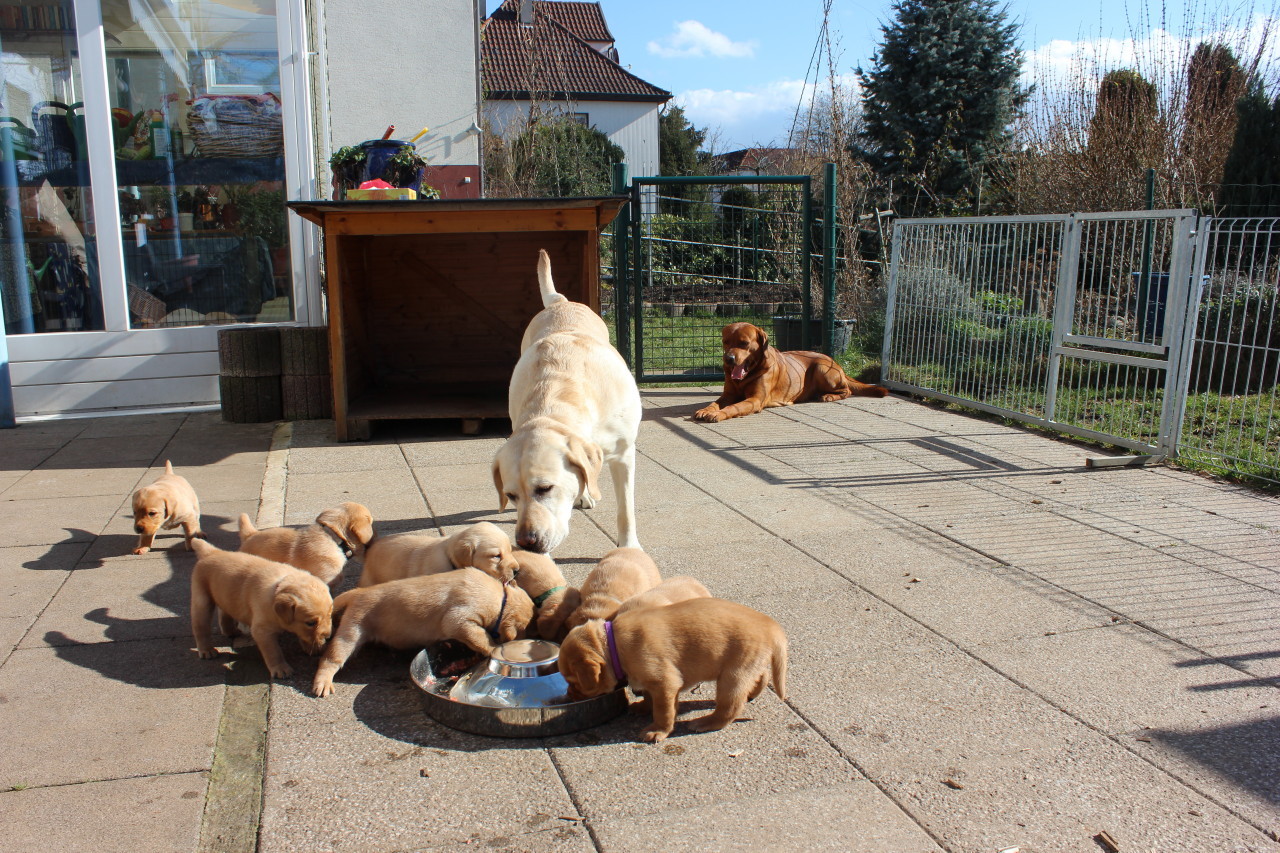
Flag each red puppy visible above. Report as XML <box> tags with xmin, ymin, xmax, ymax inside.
<box><xmin>693</xmin><ymin>322</ymin><xmax>887</xmax><ymax>423</ymax></box>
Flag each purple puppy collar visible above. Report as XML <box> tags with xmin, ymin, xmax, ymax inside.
<box><xmin>603</xmin><ymin>620</ymin><xmax>625</xmax><ymax>682</ymax></box>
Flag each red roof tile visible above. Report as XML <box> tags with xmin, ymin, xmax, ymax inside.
<box><xmin>497</xmin><ymin>0</ymin><xmax>613</xmax><ymax>42</ymax></box>
<box><xmin>484</xmin><ymin>3</ymin><xmax>669</xmax><ymax>103</ymax></box>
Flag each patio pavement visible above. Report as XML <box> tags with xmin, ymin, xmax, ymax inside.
<box><xmin>1</xmin><ymin>388</ymin><xmax>1277</xmax><ymax>852</ymax></box>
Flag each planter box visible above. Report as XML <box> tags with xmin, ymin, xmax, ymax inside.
<box><xmin>770</xmin><ymin>317</ymin><xmax>854</xmax><ymax>355</ymax></box>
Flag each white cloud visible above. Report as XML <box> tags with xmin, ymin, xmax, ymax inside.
<box><xmin>1021</xmin><ymin>16</ymin><xmax>1280</xmax><ymax>89</ymax></box>
<box><xmin>676</xmin><ymin>75</ymin><xmax>861</xmax><ymax>150</ymax></box>
<box><xmin>648</xmin><ymin>21</ymin><xmax>756</xmax><ymax>59</ymax></box>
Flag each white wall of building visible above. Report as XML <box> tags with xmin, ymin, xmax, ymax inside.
<box><xmin>323</xmin><ymin>0</ymin><xmax>481</xmax><ymax>169</ymax></box>
<box><xmin>484</xmin><ymin>99</ymin><xmax>661</xmax><ymax>180</ymax></box>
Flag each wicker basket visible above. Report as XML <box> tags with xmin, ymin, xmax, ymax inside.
<box><xmin>187</xmin><ymin>94</ymin><xmax>283</xmax><ymax>158</ymax></box>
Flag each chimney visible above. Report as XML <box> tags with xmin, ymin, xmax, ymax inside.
<box><xmin>519</xmin><ymin>0</ymin><xmax>533</xmax><ymax>25</ymax></box>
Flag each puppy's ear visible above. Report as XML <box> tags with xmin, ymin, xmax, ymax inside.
<box><xmin>162</xmin><ymin>498</ymin><xmax>171</xmax><ymax>520</ymax></box>
<box><xmin>537</xmin><ymin>586</ymin><xmax>580</xmax><ymax>641</ymax></box>
<box><xmin>274</xmin><ymin>589</ymin><xmax>300</xmax><ymax>625</ymax></box>
<box><xmin>492</xmin><ymin>461</ymin><xmax>508</xmax><ymax>511</ymax></box>
<box><xmin>565</xmin><ymin>436</ymin><xmax>604</xmax><ymax>502</ymax></box>
<box><xmin>446</xmin><ymin>529</ymin><xmax>477</xmax><ymax>569</ymax></box>
<box><xmin>501</xmin><ymin>587</ymin><xmax>534</xmax><ymax>642</ymax></box>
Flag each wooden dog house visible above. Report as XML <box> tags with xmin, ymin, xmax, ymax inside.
<box><xmin>288</xmin><ymin>197</ymin><xmax>626</xmax><ymax>440</ymax></box>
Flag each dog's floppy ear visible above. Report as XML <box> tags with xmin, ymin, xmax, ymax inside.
<box><xmin>754</xmin><ymin>323</ymin><xmax>770</xmax><ymax>350</ymax></box>
<box><xmin>565</xmin><ymin>436</ymin><xmax>603</xmax><ymax>502</ymax></box>
<box><xmin>446</xmin><ymin>528</ymin><xmax>477</xmax><ymax>569</ymax></box>
<box><xmin>274</xmin><ymin>589</ymin><xmax>301</xmax><ymax>625</ymax></box>
<box><xmin>537</xmin><ymin>586</ymin><xmax>580</xmax><ymax>641</ymax></box>
<box><xmin>162</xmin><ymin>497</ymin><xmax>171</xmax><ymax>520</ymax></box>
<box><xmin>492</xmin><ymin>460</ymin><xmax>509</xmax><ymax>511</ymax></box>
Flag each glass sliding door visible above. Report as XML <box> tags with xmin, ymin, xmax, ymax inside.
<box><xmin>101</xmin><ymin>0</ymin><xmax>293</xmax><ymax>328</ymax></box>
<box><xmin>0</xmin><ymin>8</ymin><xmax>106</xmax><ymax>334</ymax></box>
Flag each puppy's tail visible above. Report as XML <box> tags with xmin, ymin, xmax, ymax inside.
<box><xmin>237</xmin><ymin>513</ymin><xmax>258</xmax><ymax>543</ymax></box>
<box><xmin>164</xmin><ymin>459</ymin><xmax>174</xmax><ymax>474</ymax></box>
<box><xmin>770</xmin><ymin>635</ymin><xmax>789</xmax><ymax>702</ymax></box>
<box><xmin>332</xmin><ymin>588</ymin><xmax>359</xmax><ymax>621</ymax></box>
<box><xmin>190</xmin><ymin>537</ymin><xmax>217</xmax><ymax>558</ymax></box>
<box><xmin>537</xmin><ymin>249</ymin><xmax>566</xmax><ymax>308</ymax></box>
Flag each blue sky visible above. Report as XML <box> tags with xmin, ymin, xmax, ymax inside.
<box><xmin>488</xmin><ymin>0</ymin><xmax>1279</xmax><ymax>151</ymax></box>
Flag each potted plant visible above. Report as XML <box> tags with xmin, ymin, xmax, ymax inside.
<box><xmin>329</xmin><ymin>145</ymin><xmax>367</xmax><ymax>198</ymax></box>
<box><xmin>177</xmin><ymin>189</ymin><xmax>195</xmax><ymax>231</ymax></box>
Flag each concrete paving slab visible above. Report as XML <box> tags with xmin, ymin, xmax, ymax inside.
<box><xmin>37</xmin><ymin>434</ymin><xmax>170</xmax><ymax>470</ymax></box>
<box><xmin>0</xmin><ymin>638</ymin><xmax>222</xmax><ymax>788</ymax></box>
<box><xmin>76</xmin><ymin>414</ymin><xmax>185</xmax><ymax>439</ymax></box>
<box><xmin>402</xmin><ymin>434</ymin><xmax>506</xmax><ymax>468</ymax></box>
<box><xmin>0</xmin><ymin>771</ymin><xmax>207</xmax><ymax>853</ymax></box>
<box><xmin>0</xmin><ymin>543</ymin><xmax>82</xmax><ymax>656</ymax></box>
<box><xmin>781</xmin><ymin>623</ymin><xmax>1280</xmax><ymax>853</ymax></box>
<box><xmin>21</xmin><ymin>554</ymin><xmax>191</xmax><ymax>648</ymax></box>
<box><xmin>288</xmin><ymin>442</ymin><xmax>409</xmax><ymax>474</ymax></box>
<box><xmin>548</xmin><ymin>690</ymin><xmax>859</xmax><ymax>821</ymax></box>
<box><xmin>590</xmin><ymin>782</ymin><xmax>943</xmax><ymax>853</ymax></box>
<box><xmin>269</xmin><ymin>648</ymin><xmax>421</xmax><ymax>728</ymax></box>
<box><xmin>642</xmin><ymin>537</ymin><xmax>848</xmax><ymax>601</ymax></box>
<box><xmin>0</xmin><ymin>445</ymin><xmax>58</xmax><ymax>473</ymax></box>
<box><xmin>257</xmin><ymin>716</ymin><xmax>579</xmax><ymax>853</ymax></box>
<box><xmin>414</xmin><ymin>825</ymin><xmax>596</xmax><ymax>852</ymax></box>
<box><xmin>6</xmin><ymin>465</ymin><xmax>147</xmax><ymax>499</ymax></box>
<box><xmin>0</xmin><ymin>494</ymin><xmax>124</xmax><ymax>547</ymax></box>
<box><xmin>284</xmin><ymin>469</ymin><xmax>426</xmax><ymax>526</ymax></box>
<box><xmin>130</xmin><ymin>461</ymin><xmax>265</xmax><ymax>504</ymax></box>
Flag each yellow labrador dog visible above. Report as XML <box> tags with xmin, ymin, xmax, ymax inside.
<box><xmin>559</xmin><ymin>598</ymin><xmax>788</xmax><ymax>743</ymax></box>
<box><xmin>237</xmin><ymin>502</ymin><xmax>375</xmax><ymax>590</ymax></box>
<box><xmin>565</xmin><ymin>547</ymin><xmax>662</xmax><ymax>631</ymax></box>
<box><xmin>312</xmin><ymin>568</ymin><xmax>534</xmax><ymax>697</ymax></box>
<box><xmin>511</xmin><ymin>550</ymin><xmax>581</xmax><ymax>641</ymax></box>
<box><xmin>614</xmin><ymin>576</ymin><xmax>711</xmax><ymax>619</ymax></box>
<box><xmin>492</xmin><ymin>249</ymin><xmax>641</xmax><ymax>554</ymax></box>
<box><xmin>131</xmin><ymin>460</ymin><xmax>203</xmax><ymax>555</ymax></box>
<box><xmin>189</xmin><ymin>539</ymin><xmax>333</xmax><ymax>679</ymax></box>
<box><xmin>356</xmin><ymin>522</ymin><xmax>519</xmax><ymax>587</ymax></box>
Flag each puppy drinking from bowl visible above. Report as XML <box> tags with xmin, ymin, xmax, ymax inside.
<box><xmin>189</xmin><ymin>539</ymin><xmax>333</xmax><ymax>678</ymax></box>
<box><xmin>564</xmin><ymin>547</ymin><xmax>661</xmax><ymax>631</ymax></box>
<box><xmin>238</xmin><ymin>502</ymin><xmax>374</xmax><ymax>590</ymax></box>
<box><xmin>357</xmin><ymin>522</ymin><xmax>519</xmax><ymax>587</ymax></box>
<box><xmin>511</xmin><ymin>550</ymin><xmax>581</xmax><ymax>641</ymax></box>
<box><xmin>559</xmin><ymin>598</ymin><xmax>788</xmax><ymax>743</ymax></box>
<box><xmin>130</xmin><ymin>460</ymin><xmax>203</xmax><ymax>555</ymax></box>
<box><xmin>312</xmin><ymin>568</ymin><xmax>534</xmax><ymax>697</ymax></box>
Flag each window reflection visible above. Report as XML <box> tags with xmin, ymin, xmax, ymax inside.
<box><xmin>104</xmin><ymin>0</ymin><xmax>292</xmax><ymax>328</ymax></box>
<box><xmin>1</xmin><ymin>23</ymin><xmax>105</xmax><ymax>334</ymax></box>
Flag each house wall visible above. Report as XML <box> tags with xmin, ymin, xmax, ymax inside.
<box><xmin>323</xmin><ymin>0</ymin><xmax>481</xmax><ymax>187</ymax></box>
<box><xmin>484</xmin><ymin>99</ymin><xmax>661</xmax><ymax>180</ymax></box>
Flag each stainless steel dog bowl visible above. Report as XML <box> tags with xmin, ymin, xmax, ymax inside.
<box><xmin>410</xmin><ymin>639</ymin><xmax>626</xmax><ymax>738</ymax></box>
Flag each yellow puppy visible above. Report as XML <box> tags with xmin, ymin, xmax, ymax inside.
<box><xmin>357</xmin><ymin>522</ymin><xmax>518</xmax><ymax>586</ymax></box>
<box><xmin>614</xmin><ymin>576</ymin><xmax>711</xmax><ymax>619</ymax></box>
<box><xmin>130</xmin><ymin>460</ymin><xmax>203</xmax><ymax>555</ymax></box>
<box><xmin>189</xmin><ymin>539</ymin><xmax>333</xmax><ymax>678</ymax></box>
<box><xmin>238</xmin><ymin>502</ymin><xmax>374</xmax><ymax>589</ymax></box>
<box><xmin>511</xmin><ymin>550</ymin><xmax>581</xmax><ymax>641</ymax></box>
<box><xmin>564</xmin><ymin>547</ymin><xmax>661</xmax><ymax>631</ymax></box>
<box><xmin>312</xmin><ymin>569</ymin><xmax>534</xmax><ymax>697</ymax></box>
<box><xmin>559</xmin><ymin>598</ymin><xmax>788</xmax><ymax>743</ymax></box>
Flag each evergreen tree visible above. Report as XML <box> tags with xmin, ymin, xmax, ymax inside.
<box><xmin>507</xmin><ymin>116</ymin><xmax>625</xmax><ymax>197</ymax></box>
<box><xmin>1219</xmin><ymin>82</ymin><xmax>1280</xmax><ymax>216</ymax></box>
<box><xmin>856</xmin><ymin>0</ymin><xmax>1026</xmax><ymax>215</ymax></box>
<box><xmin>658</xmin><ymin>105</ymin><xmax>710</xmax><ymax>214</ymax></box>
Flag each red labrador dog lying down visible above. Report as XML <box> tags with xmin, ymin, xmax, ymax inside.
<box><xmin>693</xmin><ymin>322</ymin><xmax>888</xmax><ymax>423</ymax></box>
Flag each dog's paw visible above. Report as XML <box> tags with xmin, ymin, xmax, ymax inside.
<box><xmin>688</xmin><ymin>714</ymin><xmax>730</xmax><ymax>733</ymax></box>
<box><xmin>268</xmin><ymin>662</ymin><xmax>294</xmax><ymax>679</ymax></box>
<box><xmin>693</xmin><ymin>408</ymin><xmax>726</xmax><ymax>423</ymax></box>
<box><xmin>639</xmin><ymin>726</ymin><xmax>670</xmax><ymax>743</ymax></box>
<box><xmin>196</xmin><ymin>648</ymin><xmax>219</xmax><ymax>660</ymax></box>
<box><xmin>312</xmin><ymin>678</ymin><xmax>334</xmax><ymax>698</ymax></box>
<box><xmin>132</xmin><ymin>546</ymin><xmax>151</xmax><ymax>555</ymax></box>
<box><xmin>575</xmin><ymin>492</ymin><xmax>598</xmax><ymax>510</ymax></box>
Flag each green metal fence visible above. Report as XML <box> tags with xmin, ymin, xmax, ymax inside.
<box><xmin>608</xmin><ymin>167</ymin><xmax>837</xmax><ymax>383</ymax></box>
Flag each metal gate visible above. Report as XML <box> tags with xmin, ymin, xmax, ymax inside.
<box><xmin>882</xmin><ymin>210</ymin><xmax>1203</xmax><ymax>455</ymax></box>
<box><xmin>611</xmin><ymin>174</ymin><xmax>825</xmax><ymax>382</ymax></box>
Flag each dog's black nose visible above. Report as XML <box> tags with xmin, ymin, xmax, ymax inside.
<box><xmin>134</xmin><ymin>524</ymin><xmax>144</xmax><ymax>534</ymax></box>
<box><xmin>516</xmin><ymin>531</ymin><xmax>545</xmax><ymax>552</ymax></box>
<box><xmin>726</xmin><ymin>353</ymin><xmax>738</xmax><ymax>365</ymax></box>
